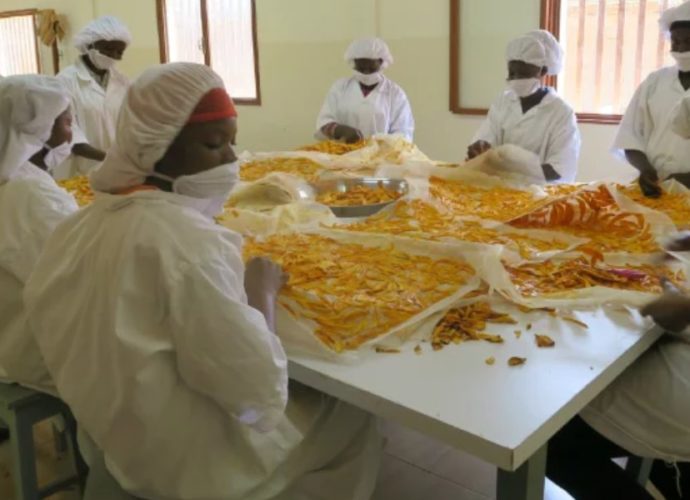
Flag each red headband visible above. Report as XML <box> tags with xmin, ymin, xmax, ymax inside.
<box><xmin>187</xmin><ymin>87</ymin><xmax>237</xmax><ymax>124</ymax></box>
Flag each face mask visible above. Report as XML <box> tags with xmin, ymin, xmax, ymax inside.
<box><xmin>354</xmin><ymin>71</ymin><xmax>383</xmax><ymax>86</ymax></box>
<box><xmin>43</xmin><ymin>141</ymin><xmax>72</xmax><ymax>172</ymax></box>
<box><xmin>153</xmin><ymin>161</ymin><xmax>239</xmax><ymax>218</ymax></box>
<box><xmin>87</xmin><ymin>48</ymin><xmax>117</xmax><ymax>70</ymax></box>
<box><xmin>506</xmin><ymin>78</ymin><xmax>541</xmax><ymax>98</ymax></box>
<box><xmin>672</xmin><ymin>51</ymin><xmax>690</xmax><ymax>72</ymax></box>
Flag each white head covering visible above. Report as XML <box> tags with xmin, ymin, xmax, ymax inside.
<box><xmin>506</xmin><ymin>30</ymin><xmax>564</xmax><ymax>76</ymax></box>
<box><xmin>73</xmin><ymin>16</ymin><xmax>132</xmax><ymax>54</ymax></box>
<box><xmin>660</xmin><ymin>1</ymin><xmax>690</xmax><ymax>34</ymax></box>
<box><xmin>344</xmin><ymin>37</ymin><xmax>394</xmax><ymax>69</ymax></box>
<box><xmin>671</xmin><ymin>94</ymin><xmax>690</xmax><ymax>138</ymax></box>
<box><xmin>90</xmin><ymin>62</ymin><xmax>226</xmax><ymax>193</ymax></box>
<box><xmin>0</xmin><ymin>75</ymin><xmax>69</xmax><ymax>183</ymax></box>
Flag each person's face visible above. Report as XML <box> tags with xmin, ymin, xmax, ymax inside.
<box><xmin>671</xmin><ymin>26</ymin><xmax>690</xmax><ymax>53</ymax></box>
<box><xmin>156</xmin><ymin>117</ymin><xmax>238</xmax><ymax>178</ymax></box>
<box><xmin>507</xmin><ymin>60</ymin><xmax>545</xmax><ymax>80</ymax></box>
<box><xmin>46</xmin><ymin>109</ymin><xmax>73</xmax><ymax>149</ymax></box>
<box><xmin>354</xmin><ymin>58</ymin><xmax>383</xmax><ymax>74</ymax></box>
<box><xmin>91</xmin><ymin>40</ymin><xmax>127</xmax><ymax>60</ymax></box>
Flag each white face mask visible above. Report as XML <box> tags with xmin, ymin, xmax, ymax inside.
<box><xmin>354</xmin><ymin>71</ymin><xmax>383</xmax><ymax>86</ymax></box>
<box><xmin>672</xmin><ymin>51</ymin><xmax>690</xmax><ymax>72</ymax></box>
<box><xmin>153</xmin><ymin>161</ymin><xmax>239</xmax><ymax>218</ymax></box>
<box><xmin>43</xmin><ymin>141</ymin><xmax>72</xmax><ymax>172</ymax></box>
<box><xmin>506</xmin><ymin>78</ymin><xmax>542</xmax><ymax>98</ymax></box>
<box><xmin>87</xmin><ymin>48</ymin><xmax>117</xmax><ymax>71</ymax></box>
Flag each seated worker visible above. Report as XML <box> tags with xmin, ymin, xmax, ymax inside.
<box><xmin>316</xmin><ymin>37</ymin><xmax>414</xmax><ymax>143</ymax></box>
<box><xmin>467</xmin><ymin>30</ymin><xmax>581</xmax><ymax>183</ymax></box>
<box><xmin>56</xmin><ymin>16</ymin><xmax>132</xmax><ymax>178</ymax></box>
<box><xmin>613</xmin><ymin>0</ymin><xmax>690</xmax><ymax>197</ymax></box>
<box><xmin>547</xmin><ymin>235</ymin><xmax>690</xmax><ymax>498</ymax></box>
<box><xmin>24</xmin><ymin>62</ymin><xmax>382</xmax><ymax>500</ymax></box>
<box><xmin>0</xmin><ymin>75</ymin><xmax>79</xmax><ymax>394</ymax></box>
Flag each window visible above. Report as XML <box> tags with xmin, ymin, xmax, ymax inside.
<box><xmin>157</xmin><ymin>0</ymin><xmax>261</xmax><ymax>104</ymax></box>
<box><xmin>0</xmin><ymin>10</ymin><xmax>40</xmax><ymax>76</ymax></box>
<box><xmin>545</xmin><ymin>0</ymin><xmax>684</xmax><ymax>123</ymax></box>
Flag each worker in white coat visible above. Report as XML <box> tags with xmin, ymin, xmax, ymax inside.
<box><xmin>316</xmin><ymin>37</ymin><xmax>414</xmax><ymax>143</ymax></box>
<box><xmin>613</xmin><ymin>1</ymin><xmax>690</xmax><ymax>197</ymax></box>
<box><xmin>56</xmin><ymin>16</ymin><xmax>131</xmax><ymax>179</ymax></box>
<box><xmin>467</xmin><ymin>30</ymin><xmax>581</xmax><ymax>183</ymax></box>
<box><xmin>0</xmin><ymin>75</ymin><xmax>78</xmax><ymax>394</ymax></box>
<box><xmin>24</xmin><ymin>62</ymin><xmax>381</xmax><ymax>500</ymax></box>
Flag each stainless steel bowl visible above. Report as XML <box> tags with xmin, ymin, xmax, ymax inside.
<box><xmin>311</xmin><ymin>177</ymin><xmax>408</xmax><ymax>218</ymax></box>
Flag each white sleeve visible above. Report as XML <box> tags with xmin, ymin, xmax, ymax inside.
<box><xmin>315</xmin><ymin>82</ymin><xmax>342</xmax><ymax>138</ymax></box>
<box><xmin>388</xmin><ymin>87</ymin><xmax>415</xmax><ymax>141</ymax></box>
<box><xmin>612</xmin><ymin>79</ymin><xmax>652</xmax><ymax>154</ymax></box>
<box><xmin>71</xmin><ymin>121</ymin><xmax>88</xmax><ymax>146</ymax></box>
<box><xmin>169</xmin><ymin>253</ymin><xmax>288</xmax><ymax>433</ymax></box>
<box><xmin>544</xmin><ymin>107</ymin><xmax>581</xmax><ymax>182</ymax></box>
<box><xmin>472</xmin><ymin>99</ymin><xmax>503</xmax><ymax>146</ymax></box>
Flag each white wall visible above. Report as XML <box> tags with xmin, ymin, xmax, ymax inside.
<box><xmin>2</xmin><ymin>0</ymin><xmax>637</xmax><ymax>182</ymax></box>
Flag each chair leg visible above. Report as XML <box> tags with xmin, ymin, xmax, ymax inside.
<box><xmin>626</xmin><ymin>456</ymin><xmax>654</xmax><ymax>487</ymax></box>
<box><xmin>7</xmin><ymin>412</ymin><xmax>39</xmax><ymax>500</ymax></box>
<box><xmin>63</xmin><ymin>411</ymin><xmax>89</xmax><ymax>494</ymax></box>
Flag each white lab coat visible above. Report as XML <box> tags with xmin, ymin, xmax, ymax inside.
<box><xmin>613</xmin><ymin>66</ymin><xmax>690</xmax><ymax>180</ymax></box>
<box><xmin>0</xmin><ymin>163</ymin><xmax>78</xmax><ymax>394</ymax></box>
<box><xmin>24</xmin><ymin>189</ymin><xmax>381</xmax><ymax>500</ymax></box>
<box><xmin>56</xmin><ymin>57</ymin><xmax>129</xmax><ymax>178</ymax></box>
<box><xmin>581</xmin><ymin>338</ymin><xmax>690</xmax><ymax>462</ymax></box>
<box><xmin>316</xmin><ymin>76</ymin><xmax>415</xmax><ymax>141</ymax></box>
<box><xmin>473</xmin><ymin>88</ymin><xmax>581</xmax><ymax>183</ymax></box>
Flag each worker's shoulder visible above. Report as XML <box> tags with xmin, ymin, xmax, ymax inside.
<box><xmin>640</xmin><ymin>65</ymin><xmax>677</xmax><ymax>88</ymax></box>
<box><xmin>544</xmin><ymin>90</ymin><xmax>576</xmax><ymax>115</ymax></box>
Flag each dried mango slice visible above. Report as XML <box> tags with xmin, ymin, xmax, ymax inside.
<box><xmin>431</xmin><ymin>302</ymin><xmax>515</xmax><ymax>351</ymax></box>
<box><xmin>508</xmin><ymin>357</ymin><xmax>526</xmax><ymax>366</ymax></box>
<box><xmin>298</xmin><ymin>139</ymin><xmax>368</xmax><ymax>155</ymax></box>
<box><xmin>317</xmin><ymin>185</ymin><xmax>402</xmax><ymax>207</ymax></box>
<box><xmin>240</xmin><ymin>157</ymin><xmax>323</xmax><ymax>182</ymax></box>
<box><xmin>58</xmin><ymin>176</ymin><xmax>94</xmax><ymax>206</ymax></box>
<box><xmin>535</xmin><ymin>334</ymin><xmax>555</xmax><ymax>348</ymax></box>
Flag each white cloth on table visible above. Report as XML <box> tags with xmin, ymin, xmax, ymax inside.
<box><xmin>316</xmin><ymin>76</ymin><xmax>414</xmax><ymax>141</ymax></box>
<box><xmin>612</xmin><ymin>66</ymin><xmax>690</xmax><ymax>180</ymax></box>
<box><xmin>472</xmin><ymin>88</ymin><xmax>580</xmax><ymax>182</ymax></box>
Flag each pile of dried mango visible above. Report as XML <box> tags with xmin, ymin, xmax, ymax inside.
<box><xmin>244</xmin><ymin>233</ymin><xmax>475</xmax><ymax>352</ymax></box>
<box><xmin>316</xmin><ymin>184</ymin><xmax>402</xmax><ymax>207</ymax></box>
<box><xmin>240</xmin><ymin>157</ymin><xmax>323</xmax><ymax>182</ymax></box>
<box><xmin>58</xmin><ymin>176</ymin><xmax>93</xmax><ymax>206</ymax></box>
<box><xmin>299</xmin><ymin>139</ymin><xmax>368</xmax><ymax>155</ymax></box>
<box><xmin>431</xmin><ymin>302</ymin><xmax>516</xmax><ymax>350</ymax></box>
<box><xmin>617</xmin><ymin>184</ymin><xmax>690</xmax><ymax>227</ymax></box>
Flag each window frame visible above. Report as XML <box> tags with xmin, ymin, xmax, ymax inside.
<box><xmin>0</xmin><ymin>9</ymin><xmax>44</xmax><ymax>76</ymax></box>
<box><xmin>449</xmin><ymin>0</ymin><xmax>622</xmax><ymax>124</ymax></box>
<box><xmin>156</xmin><ymin>0</ymin><xmax>262</xmax><ymax>105</ymax></box>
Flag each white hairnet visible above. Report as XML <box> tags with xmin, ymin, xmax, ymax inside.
<box><xmin>0</xmin><ymin>75</ymin><xmax>69</xmax><ymax>183</ymax></box>
<box><xmin>90</xmin><ymin>63</ymin><xmax>226</xmax><ymax>193</ymax></box>
<box><xmin>344</xmin><ymin>37</ymin><xmax>394</xmax><ymax>68</ymax></box>
<box><xmin>73</xmin><ymin>16</ymin><xmax>132</xmax><ymax>54</ymax></box>
<box><xmin>660</xmin><ymin>1</ymin><xmax>690</xmax><ymax>34</ymax></box>
<box><xmin>506</xmin><ymin>30</ymin><xmax>564</xmax><ymax>76</ymax></box>
<box><xmin>672</xmin><ymin>94</ymin><xmax>690</xmax><ymax>139</ymax></box>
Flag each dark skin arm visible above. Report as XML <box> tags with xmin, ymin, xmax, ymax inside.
<box><xmin>542</xmin><ymin>164</ymin><xmax>561</xmax><ymax>182</ymax></box>
<box><xmin>466</xmin><ymin>140</ymin><xmax>492</xmax><ymax>160</ymax></box>
<box><xmin>641</xmin><ymin>293</ymin><xmax>690</xmax><ymax>332</ymax></box>
<box><xmin>331</xmin><ymin>124</ymin><xmax>363</xmax><ymax>144</ymax></box>
<box><xmin>72</xmin><ymin>143</ymin><xmax>106</xmax><ymax>162</ymax></box>
<box><xmin>28</xmin><ymin>147</ymin><xmax>50</xmax><ymax>170</ymax></box>
<box><xmin>667</xmin><ymin>172</ymin><xmax>690</xmax><ymax>189</ymax></box>
<box><xmin>624</xmin><ymin>149</ymin><xmax>662</xmax><ymax>198</ymax></box>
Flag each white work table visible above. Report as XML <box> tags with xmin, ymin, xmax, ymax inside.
<box><xmin>288</xmin><ymin>305</ymin><xmax>662</xmax><ymax>500</ymax></box>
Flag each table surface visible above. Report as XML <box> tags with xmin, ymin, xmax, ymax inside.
<box><xmin>288</xmin><ymin>305</ymin><xmax>662</xmax><ymax>471</ymax></box>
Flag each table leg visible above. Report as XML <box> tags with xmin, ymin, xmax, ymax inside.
<box><xmin>625</xmin><ymin>456</ymin><xmax>654</xmax><ymax>487</ymax></box>
<box><xmin>496</xmin><ymin>445</ymin><xmax>547</xmax><ymax>500</ymax></box>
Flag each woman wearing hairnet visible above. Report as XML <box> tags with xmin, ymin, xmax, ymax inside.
<box><xmin>55</xmin><ymin>16</ymin><xmax>131</xmax><ymax>179</ymax></box>
<box><xmin>24</xmin><ymin>62</ymin><xmax>381</xmax><ymax>500</ymax></box>
<box><xmin>546</xmin><ymin>94</ymin><xmax>690</xmax><ymax>500</ymax></box>
<box><xmin>316</xmin><ymin>37</ymin><xmax>414</xmax><ymax>143</ymax></box>
<box><xmin>0</xmin><ymin>75</ymin><xmax>78</xmax><ymax>394</ymax></box>
<box><xmin>613</xmin><ymin>0</ymin><xmax>690</xmax><ymax>198</ymax></box>
<box><xmin>467</xmin><ymin>30</ymin><xmax>581</xmax><ymax>183</ymax></box>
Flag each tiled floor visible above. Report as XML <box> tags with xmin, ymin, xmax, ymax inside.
<box><xmin>0</xmin><ymin>419</ymin><xmax>666</xmax><ymax>500</ymax></box>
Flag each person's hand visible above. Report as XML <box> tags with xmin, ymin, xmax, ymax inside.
<box><xmin>333</xmin><ymin>124</ymin><xmax>363</xmax><ymax>144</ymax></box>
<box><xmin>641</xmin><ymin>293</ymin><xmax>690</xmax><ymax>332</ymax></box>
<box><xmin>244</xmin><ymin>257</ymin><xmax>288</xmax><ymax>332</ymax></box>
<box><xmin>466</xmin><ymin>140</ymin><xmax>492</xmax><ymax>160</ymax></box>
<box><xmin>638</xmin><ymin>170</ymin><xmax>662</xmax><ymax>198</ymax></box>
<box><xmin>666</xmin><ymin>231</ymin><xmax>690</xmax><ymax>252</ymax></box>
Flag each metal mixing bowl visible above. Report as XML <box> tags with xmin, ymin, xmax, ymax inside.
<box><xmin>312</xmin><ymin>177</ymin><xmax>409</xmax><ymax>218</ymax></box>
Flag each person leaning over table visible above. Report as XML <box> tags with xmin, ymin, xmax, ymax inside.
<box><xmin>0</xmin><ymin>75</ymin><xmax>79</xmax><ymax>394</ymax></box>
<box><xmin>316</xmin><ymin>37</ymin><xmax>415</xmax><ymax>144</ymax></box>
<box><xmin>466</xmin><ymin>30</ymin><xmax>581</xmax><ymax>183</ymax></box>
<box><xmin>613</xmin><ymin>0</ymin><xmax>690</xmax><ymax>198</ymax></box>
<box><xmin>546</xmin><ymin>198</ymin><xmax>690</xmax><ymax>499</ymax></box>
<box><xmin>23</xmin><ymin>62</ymin><xmax>382</xmax><ymax>500</ymax></box>
<box><xmin>55</xmin><ymin>16</ymin><xmax>131</xmax><ymax>179</ymax></box>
